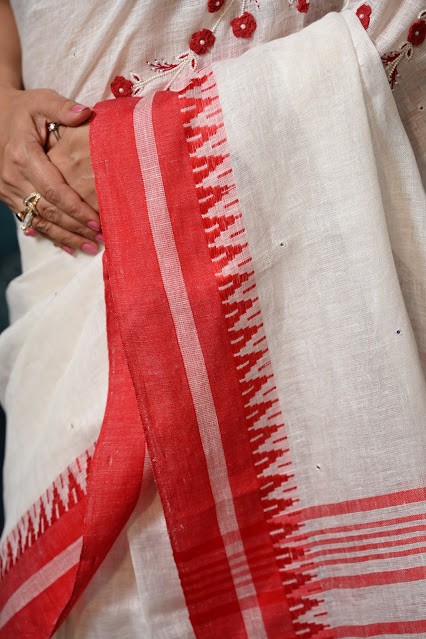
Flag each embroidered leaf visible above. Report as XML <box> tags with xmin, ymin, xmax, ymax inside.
<box><xmin>147</xmin><ymin>59</ymin><xmax>179</xmax><ymax>73</ymax></box>
<box><xmin>381</xmin><ymin>51</ymin><xmax>400</xmax><ymax>64</ymax></box>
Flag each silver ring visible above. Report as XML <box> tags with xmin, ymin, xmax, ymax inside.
<box><xmin>47</xmin><ymin>122</ymin><xmax>60</xmax><ymax>141</ymax></box>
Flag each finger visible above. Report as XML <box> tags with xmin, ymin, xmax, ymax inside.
<box><xmin>22</xmin><ymin>139</ymin><xmax>101</xmax><ymax>230</ymax></box>
<box><xmin>7</xmin><ymin>175</ymin><xmax>101</xmax><ymax>241</ymax></box>
<box><xmin>31</xmin><ymin>219</ymin><xmax>100</xmax><ymax>256</ymax></box>
<box><xmin>11</xmin><ymin>193</ymin><xmax>102</xmax><ymax>255</ymax></box>
<box><xmin>30</xmin><ymin>89</ymin><xmax>91</xmax><ymax>129</ymax></box>
<box><xmin>44</xmin><ymin>124</ymin><xmax>64</xmax><ymax>152</ymax></box>
<box><xmin>36</xmin><ymin>197</ymin><xmax>102</xmax><ymax>241</ymax></box>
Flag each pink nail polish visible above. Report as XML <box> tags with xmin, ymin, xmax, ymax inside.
<box><xmin>72</xmin><ymin>104</ymin><xmax>90</xmax><ymax>113</ymax></box>
<box><xmin>25</xmin><ymin>228</ymin><xmax>37</xmax><ymax>237</ymax></box>
<box><xmin>81</xmin><ymin>243</ymin><xmax>98</xmax><ymax>255</ymax></box>
<box><xmin>95</xmin><ymin>234</ymin><xmax>105</xmax><ymax>243</ymax></box>
<box><xmin>87</xmin><ymin>220</ymin><xmax>100</xmax><ymax>231</ymax></box>
<box><xmin>62</xmin><ymin>246</ymin><xmax>74</xmax><ymax>255</ymax></box>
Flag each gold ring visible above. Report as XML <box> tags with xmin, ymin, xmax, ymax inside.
<box><xmin>20</xmin><ymin>192</ymin><xmax>41</xmax><ymax>231</ymax></box>
<box><xmin>19</xmin><ymin>207</ymin><xmax>35</xmax><ymax>231</ymax></box>
<box><xmin>23</xmin><ymin>192</ymin><xmax>41</xmax><ymax>209</ymax></box>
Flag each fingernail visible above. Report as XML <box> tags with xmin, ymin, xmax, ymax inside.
<box><xmin>62</xmin><ymin>246</ymin><xmax>74</xmax><ymax>255</ymax></box>
<box><xmin>25</xmin><ymin>228</ymin><xmax>37</xmax><ymax>237</ymax></box>
<box><xmin>95</xmin><ymin>234</ymin><xmax>104</xmax><ymax>244</ymax></box>
<box><xmin>87</xmin><ymin>220</ymin><xmax>100</xmax><ymax>231</ymax></box>
<box><xmin>81</xmin><ymin>243</ymin><xmax>98</xmax><ymax>255</ymax></box>
<box><xmin>72</xmin><ymin>104</ymin><xmax>90</xmax><ymax>113</ymax></box>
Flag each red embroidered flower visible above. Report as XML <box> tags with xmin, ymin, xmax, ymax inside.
<box><xmin>111</xmin><ymin>76</ymin><xmax>134</xmax><ymax>98</ymax></box>
<box><xmin>230</xmin><ymin>12</ymin><xmax>257</xmax><ymax>39</ymax></box>
<box><xmin>208</xmin><ymin>0</ymin><xmax>225</xmax><ymax>12</ymax></box>
<box><xmin>189</xmin><ymin>29</ymin><xmax>216</xmax><ymax>55</ymax></box>
<box><xmin>297</xmin><ymin>0</ymin><xmax>310</xmax><ymax>13</ymax></box>
<box><xmin>407</xmin><ymin>19</ymin><xmax>426</xmax><ymax>46</ymax></box>
<box><xmin>356</xmin><ymin>4</ymin><xmax>372</xmax><ymax>30</ymax></box>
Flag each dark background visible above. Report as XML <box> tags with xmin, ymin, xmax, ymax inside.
<box><xmin>0</xmin><ymin>202</ymin><xmax>21</xmax><ymax>533</ymax></box>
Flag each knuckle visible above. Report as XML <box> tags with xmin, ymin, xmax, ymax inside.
<box><xmin>5</xmin><ymin>142</ymin><xmax>26</xmax><ymax>168</ymax></box>
<box><xmin>57</xmin><ymin>96</ymin><xmax>71</xmax><ymax>112</ymax></box>
<box><xmin>42</xmin><ymin>185</ymin><xmax>57</xmax><ymax>204</ymax></box>
<box><xmin>1</xmin><ymin>164</ymin><xmax>15</xmax><ymax>187</ymax></box>
<box><xmin>40</xmin><ymin>204</ymin><xmax>59</xmax><ymax>224</ymax></box>
<box><xmin>33</xmin><ymin>216</ymin><xmax>52</xmax><ymax>234</ymax></box>
<box><xmin>67</xmin><ymin>201</ymin><xmax>80</xmax><ymax>219</ymax></box>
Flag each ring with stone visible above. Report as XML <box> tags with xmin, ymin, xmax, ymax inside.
<box><xmin>19</xmin><ymin>192</ymin><xmax>41</xmax><ymax>231</ymax></box>
<box><xmin>23</xmin><ymin>192</ymin><xmax>41</xmax><ymax>209</ymax></box>
<box><xmin>47</xmin><ymin>122</ymin><xmax>60</xmax><ymax>141</ymax></box>
<box><xmin>19</xmin><ymin>206</ymin><xmax>35</xmax><ymax>231</ymax></box>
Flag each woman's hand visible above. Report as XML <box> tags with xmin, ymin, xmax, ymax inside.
<box><xmin>0</xmin><ymin>86</ymin><xmax>102</xmax><ymax>255</ymax></box>
<box><xmin>47</xmin><ymin>121</ymin><xmax>98</xmax><ymax>214</ymax></box>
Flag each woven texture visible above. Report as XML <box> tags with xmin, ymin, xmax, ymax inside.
<box><xmin>0</xmin><ymin>2</ymin><xmax>425</xmax><ymax>637</ymax></box>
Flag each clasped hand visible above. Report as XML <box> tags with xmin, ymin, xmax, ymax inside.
<box><xmin>0</xmin><ymin>87</ymin><xmax>101</xmax><ymax>255</ymax></box>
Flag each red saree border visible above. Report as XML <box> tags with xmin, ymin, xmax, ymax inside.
<box><xmin>0</xmin><ymin>102</ymin><xmax>148</xmax><ymax>635</ymax></box>
<box><xmin>177</xmin><ymin>72</ymin><xmax>330</xmax><ymax>635</ymax></box>
<box><xmin>151</xmin><ymin>90</ymin><xmax>296</xmax><ymax>636</ymax></box>
<box><xmin>0</xmin><ymin>448</ymin><xmax>90</xmax><ymax>636</ymax></box>
<box><xmin>0</xmin><ymin>444</ymin><xmax>93</xmax><ymax>582</ymax></box>
<box><xmin>52</xmin><ymin>249</ymin><xmax>147</xmax><ymax>632</ymax></box>
<box><xmin>90</xmin><ymin>81</ymin><xmax>329</xmax><ymax>635</ymax></box>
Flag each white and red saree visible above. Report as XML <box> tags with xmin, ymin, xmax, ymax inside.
<box><xmin>1</xmin><ymin>8</ymin><xmax>426</xmax><ymax>638</ymax></box>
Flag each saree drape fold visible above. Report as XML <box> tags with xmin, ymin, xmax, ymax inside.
<box><xmin>1</xmin><ymin>9</ymin><xmax>426</xmax><ymax>638</ymax></box>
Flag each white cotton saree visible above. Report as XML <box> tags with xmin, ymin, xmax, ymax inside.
<box><xmin>0</xmin><ymin>3</ymin><xmax>426</xmax><ymax>638</ymax></box>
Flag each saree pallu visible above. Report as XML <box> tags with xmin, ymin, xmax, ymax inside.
<box><xmin>1</xmin><ymin>10</ymin><xmax>426</xmax><ymax>638</ymax></box>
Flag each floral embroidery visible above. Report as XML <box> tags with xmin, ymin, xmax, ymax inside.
<box><xmin>297</xmin><ymin>0</ymin><xmax>310</xmax><ymax>13</ymax></box>
<box><xmin>356</xmin><ymin>4</ymin><xmax>371</xmax><ymax>30</ymax></box>
<box><xmin>110</xmin><ymin>75</ymin><xmax>134</xmax><ymax>98</ymax></box>
<box><xmin>123</xmin><ymin>0</ymin><xmax>260</xmax><ymax>97</ymax></box>
<box><xmin>381</xmin><ymin>10</ymin><xmax>426</xmax><ymax>89</ymax></box>
<box><xmin>208</xmin><ymin>0</ymin><xmax>225</xmax><ymax>12</ymax></box>
<box><xmin>113</xmin><ymin>0</ymin><xmax>327</xmax><ymax>98</ymax></box>
<box><xmin>287</xmin><ymin>0</ymin><xmax>310</xmax><ymax>12</ymax></box>
<box><xmin>230</xmin><ymin>12</ymin><xmax>257</xmax><ymax>38</ymax></box>
<box><xmin>407</xmin><ymin>19</ymin><xmax>426</xmax><ymax>46</ymax></box>
<box><xmin>147</xmin><ymin>60</ymin><xmax>179</xmax><ymax>73</ymax></box>
<box><xmin>189</xmin><ymin>28</ymin><xmax>216</xmax><ymax>54</ymax></box>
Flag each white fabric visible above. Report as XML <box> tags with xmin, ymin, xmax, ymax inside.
<box><xmin>214</xmin><ymin>11</ymin><xmax>426</xmax><ymax>626</ymax></box>
<box><xmin>56</xmin><ymin>485</ymin><xmax>195</xmax><ymax>639</ymax></box>
<box><xmin>0</xmin><ymin>1</ymin><xmax>425</xmax><ymax>636</ymax></box>
<box><xmin>214</xmin><ymin>10</ymin><xmax>426</xmax><ymax>509</ymax></box>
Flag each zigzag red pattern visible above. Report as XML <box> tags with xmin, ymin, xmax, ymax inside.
<box><xmin>178</xmin><ymin>71</ymin><xmax>330</xmax><ymax>636</ymax></box>
<box><xmin>0</xmin><ymin>443</ymin><xmax>94</xmax><ymax>579</ymax></box>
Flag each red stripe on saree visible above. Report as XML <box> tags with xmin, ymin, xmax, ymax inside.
<box><xmin>0</xmin><ymin>97</ymin><xmax>146</xmax><ymax>635</ymax></box>
<box><xmin>89</xmin><ymin>77</ymin><xmax>328</xmax><ymax>635</ymax></box>
<box><xmin>0</xmin><ymin>454</ymin><xmax>89</xmax><ymax>636</ymax></box>
<box><xmin>177</xmin><ymin>73</ymin><xmax>330</xmax><ymax>634</ymax></box>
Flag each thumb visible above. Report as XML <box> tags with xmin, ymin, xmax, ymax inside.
<box><xmin>35</xmin><ymin>89</ymin><xmax>91</xmax><ymax>127</ymax></box>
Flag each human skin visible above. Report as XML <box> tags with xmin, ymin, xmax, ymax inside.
<box><xmin>0</xmin><ymin>0</ymin><xmax>101</xmax><ymax>255</ymax></box>
<box><xmin>47</xmin><ymin>123</ymin><xmax>98</xmax><ymax>216</ymax></box>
